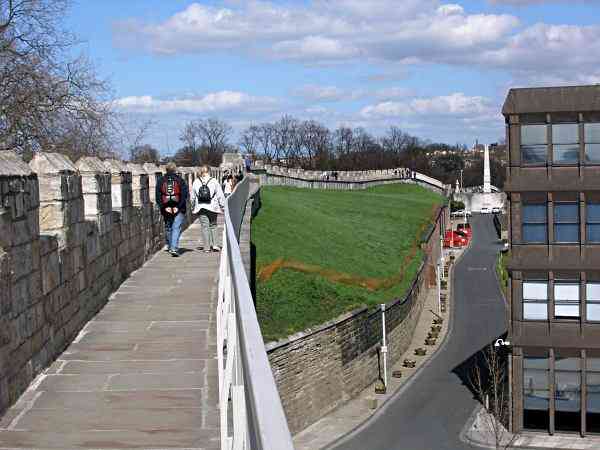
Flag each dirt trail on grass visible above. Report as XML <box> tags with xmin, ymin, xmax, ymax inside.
<box><xmin>258</xmin><ymin>206</ymin><xmax>438</xmax><ymax>291</ymax></box>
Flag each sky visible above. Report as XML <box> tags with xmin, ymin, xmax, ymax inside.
<box><xmin>65</xmin><ymin>0</ymin><xmax>600</xmax><ymax>154</ymax></box>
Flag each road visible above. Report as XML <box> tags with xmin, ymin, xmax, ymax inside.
<box><xmin>329</xmin><ymin>214</ymin><xmax>507</xmax><ymax>450</ymax></box>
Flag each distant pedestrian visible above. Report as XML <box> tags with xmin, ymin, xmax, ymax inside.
<box><xmin>223</xmin><ymin>174</ymin><xmax>234</xmax><ymax>197</ymax></box>
<box><xmin>156</xmin><ymin>162</ymin><xmax>189</xmax><ymax>257</ymax></box>
<box><xmin>235</xmin><ymin>169</ymin><xmax>244</xmax><ymax>183</ymax></box>
<box><xmin>193</xmin><ymin>165</ymin><xmax>225</xmax><ymax>253</ymax></box>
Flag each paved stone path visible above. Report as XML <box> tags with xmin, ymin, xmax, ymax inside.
<box><xmin>0</xmin><ymin>222</ymin><xmax>221</xmax><ymax>450</ymax></box>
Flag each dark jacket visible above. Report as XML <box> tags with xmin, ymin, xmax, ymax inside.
<box><xmin>156</xmin><ymin>173</ymin><xmax>189</xmax><ymax>215</ymax></box>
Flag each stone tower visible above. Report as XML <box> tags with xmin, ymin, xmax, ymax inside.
<box><xmin>483</xmin><ymin>144</ymin><xmax>491</xmax><ymax>193</ymax></box>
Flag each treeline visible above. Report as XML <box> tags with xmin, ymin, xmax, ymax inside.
<box><xmin>236</xmin><ymin>115</ymin><xmax>506</xmax><ymax>188</ymax></box>
<box><xmin>133</xmin><ymin>115</ymin><xmax>506</xmax><ymax>189</ymax></box>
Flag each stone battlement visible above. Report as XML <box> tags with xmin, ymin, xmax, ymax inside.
<box><xmin>0</xmin><ymin>151</ymin><xmax>223</xmax><ymax>415</ymax></box>
<box><xmin>256</xmin><ymin>162</ymin><xmax>413</xmax><ymax>182</ymax></box>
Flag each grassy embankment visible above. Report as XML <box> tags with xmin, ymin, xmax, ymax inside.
<box><xmin>252</xmin><ymin>184</ymin><xmax>444</xmax><ymax>342</ymax></box>
<box><xmin>496</xmin><ymin>251</ymin><xmax>509</xmax><ymax>295</ymax></box>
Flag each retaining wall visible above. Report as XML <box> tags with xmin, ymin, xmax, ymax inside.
<box><xmin>242</xmin><ymin>175</ymin><xmax>448</xmax><ymax>434</ymax></box>
<box><xmin>0</xmin><ymin>151</ymin><xmax>221</xmax><ymax>415</ymax></box>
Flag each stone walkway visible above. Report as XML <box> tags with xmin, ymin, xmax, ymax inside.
<box><xmin>0</xmin><ymin>222</ymin><xmax>221</xmax><ymax>450</ymax></box>
<box><xmin>293</xmin><ymin>244</ymin><xmax>466</xmax><ymax>450</ymax></box>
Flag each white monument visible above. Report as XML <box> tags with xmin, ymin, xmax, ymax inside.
<box><xmin>483</xmin><ymin>144</ymin><xmax>491</xmax><ymax>194</ymax></box>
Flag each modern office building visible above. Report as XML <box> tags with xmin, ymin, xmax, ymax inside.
<box><xmin>504</xmin><ymin>85</ymin><xmax>600</xmax><ymax>436</ymax></box>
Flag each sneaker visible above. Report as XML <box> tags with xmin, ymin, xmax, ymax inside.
<box><xmin>170</xmin><ymin>249</ymin><xmax>180</xmax><ymax>257</ymax></box>
<box><xmin>164</xmin><ymin>246</ymin><xmax>171</xmax><ymax>253</ymax></box>
<box><xmin>211</xmin><ymin>246</ymin><xmax>221</xmax><ymax>252</ymax></box>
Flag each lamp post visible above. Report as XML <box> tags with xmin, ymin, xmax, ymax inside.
<box><xmin>494</xmin><ymin>338</ymin><xmax>513</xmax><ymax>432</ymax></box>
<box><xmin>381</xmin><ymin>304</ymin><xmax>388</xmax><ymax>388</ymax></box>
<box><xmin>460</xmin><ymin>169</ymin><xmax>466</xmax><ymax>226</ymax></box>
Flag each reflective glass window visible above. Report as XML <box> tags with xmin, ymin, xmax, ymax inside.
<box><xmin>555</xmin><ymin>354</ymin><xmax>581</xmax><ymax>433</ymax></box>
<box><xmin>522</xmin><ymin>204</ymin><xmax>547</xmax><ymax>243</ymax></box>
<box><xmin>585</xmin><ymin>124</ymin><xmax>600</xmax><ymax>163</ymax></box>
<box><xmin>587</xmin><ymin>203</ymin><xmax>600</xmax><ymax>243</ymax></box>
<box><xmin>524</xmin><ymin>354</ymin><xmax>550</xmax><ymax>431</ymax></box>
<box><xmin>522</xmin><ymin>125</ymin><xmax>547</xmax><ymax>165</ymax></box>
<box><xmin>554</xmin><ymin>282</ymin><xmax>580</xmax><ymax>319</ymax></box>
<box><xmin>523</xmin><ymin>281</ymin><xmax>548</xmax><ymax>320</ymax></box>
<box><xmin>554</xmin><ymin>203</ymin><xmax>579</xmax><ymax>243</ymax></box>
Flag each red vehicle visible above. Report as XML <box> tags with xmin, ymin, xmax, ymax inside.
<box><xmin>444</xmin><ymin>230</ymin><xmax>468</xmax><ymax>248</ymax></box>
<box><xmin>456</xmin><ymin>222</ymin><xmax>472</xmax><ymax>238</ymax></box>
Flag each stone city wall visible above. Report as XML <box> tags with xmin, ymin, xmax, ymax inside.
<box><xmin>253</xmin><ymin>200</ymin><xmax>448</xmax><ymax>434</ymax></box>
<box><xmin>0</xmin><ymin>151</ymin><xmax>221</xmax><ymax>415</ymax></box>
<box><xmin>255</xmin><ymin>164</ymin><xmax>447</xmax><ymax>194</ymax></box>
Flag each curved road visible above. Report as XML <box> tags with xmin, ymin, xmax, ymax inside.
<box><xmin>330</xmin><ymin>214</ymin><xmax>507</xmax><ymax>450</ymax></box>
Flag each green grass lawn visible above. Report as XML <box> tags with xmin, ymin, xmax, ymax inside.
<box><xmin>252</xmin><ymin>184</ymin><xmax>444</xmax><ymax>342</ymax></box>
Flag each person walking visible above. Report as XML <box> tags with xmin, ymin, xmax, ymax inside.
<box><xmin>223</xmin><ymin>174</ymin><xmax>234</xmax><ymax>198</ymax></box>
<box><xmin>192</xmin><ymin>165</ymin><xmax>225</xmax><ymax>252</ymax></box>
<box><xmin>156</xmin><ymin>162</ymin><xmax>189</xmax><ymax>257</ymax></box>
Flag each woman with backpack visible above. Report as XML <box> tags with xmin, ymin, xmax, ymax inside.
<box><xmin>192</xmin><ymin>165</ymin><xmax>225</xmax><ymax>253</ymax></box>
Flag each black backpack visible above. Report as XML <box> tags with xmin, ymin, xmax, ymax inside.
<box><xmin>197</xmin><ymin>178</ymin><xmax>215</xmax><ymax>203</ymax></box>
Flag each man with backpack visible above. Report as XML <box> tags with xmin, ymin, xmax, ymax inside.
<box><xmin>156</xmin><ymin>162</ymin><xmax>189</xmax><ymax>257</ymax></box>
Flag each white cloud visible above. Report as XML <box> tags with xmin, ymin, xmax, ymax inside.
<box><xmin>292</xmin><ymin>84</ymin><xmax>366</xmax><ymax>102</ymax></box>
<box><xmin>112</xmin><ymin>0</ymin><xmax>600</xmax><ymax>83</ymax></box>
<box><xmin>361</xmin><ymin>93</ymin><xmax>496</xmax><ymax>118</ymax></box>
<box><xmin>113</xmin><ymin>91</ymin><xmax>279</xmax><ymax>114</ymax></box>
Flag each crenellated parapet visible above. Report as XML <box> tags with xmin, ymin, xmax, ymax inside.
<box><xmin>0</xmin><ymin>152</ymin><xmax>213</xmax><ymax>416</ymax></box>
<box><xmin>258</xmin><ymin>164</ymin><xmax>447</xmax><ymax>194</ymax></box>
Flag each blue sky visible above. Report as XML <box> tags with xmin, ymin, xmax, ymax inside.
<box><xmin>65</xmin><ymin>0</ymin><xmax>600</xmax><ymax>154</ymax></box>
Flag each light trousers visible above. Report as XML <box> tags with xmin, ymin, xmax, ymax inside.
<box><xmin>198</xmin><ymin>209</ymin><xmax>218</xmax><ymax>248</ymax></box>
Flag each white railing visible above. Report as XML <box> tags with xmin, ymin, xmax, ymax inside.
<box><xmin>217</xmin><ymin>177</ymin><xmax>295</xmax><ymax>450</ymax></box>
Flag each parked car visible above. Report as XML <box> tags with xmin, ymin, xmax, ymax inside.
<box><xmin>492</xmin><ymin>207</ymin><xmax>501</xmax><ymax>214</ymax></box>
<box><xmin>443</xmin><ymin>230</ymin><xmax>469</xmax><ymax>248</ymax></box>
<box><xmin>480</xmin><ymin>207</ymin><xmax>491</xmax><ymax>214</ymax></box>
<box><xmin>451</xmin><ymin>209</ymin><xmax>472</xmax><ymax>218</ymax></box>
<box><xmin>456</xmin><ymin>222</ymin><xmax>472</xmax><ymax>237</ymax></box>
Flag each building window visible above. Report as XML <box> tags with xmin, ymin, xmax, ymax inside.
<box><xmin>521</xmin><ymin>125</ymin><xmax>547</xmax><ymax>165</ymax></box>
<box><xmin>554</xmin><ymin>282</ymin><xmax>580</xmax><ymax>319</ymax></box>
<box><xmin>587</xmin><ymin>356</ymin><xmax>600</xmax><ymax>433</ymax></box>
<box><xmin>552</xmin><ymin>124</ymin><xmax>580</xmax><ymax>164</ymax></box>
<box><xmin>522</xmin><ymin>203</ymin><xmax>547</xmax><ymax>243</ymax></box>
<box><xmin>587</xmin><ymin>203</ymin><xmax>600</xmax><ymax>243</ymax></box>
<box><xmin>587</xmin><ymin>283</ymin><xmax>600</xmax><ymax>321</ymax></box>
<box><xmin>554</xmin><ymin>353</ymin><xmax>581</xmax><ymax>433</ymax></box>
<box><xmin>584</xmin><ymin>123</ymin><xmax>600</xmax><ymax>163</ymax></box>
<box><xmin>554</xmin><ymin>202</ymin><xmax>579</xmax><ymax>243</ymax></box>
<box><xmin>523</xmin><ymin>281</ymin><xmax>548</xmax><ymax>320</ymax></box>
<box><xmin>523</xmin><ymin>354</ymin><xmax>550</xmax><ymax>431</ymax></box>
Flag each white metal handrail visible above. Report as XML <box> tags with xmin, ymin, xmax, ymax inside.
<box><xmin>217</xmin><ymin>177</ymin><xmax>295</xmax><ymax>450</ymax></box>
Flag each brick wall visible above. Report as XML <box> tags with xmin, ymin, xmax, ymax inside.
<box><xmin>0</xmin><ymin>151</ymin><xmax>210</xmax><ymax>415</ymax></box>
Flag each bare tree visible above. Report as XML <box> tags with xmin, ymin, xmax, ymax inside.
<box><xmin>270</xmin><ymin>115</ymin><xmax>298</xmax><ymax>164</ymax></box>
<box><xmin>470</xmin><ymin>345</ymin><xmax>512</xmax><ymax>450</ymax></box>
<box><xmin>239</xmin><ymin>124</ymin><xmax>259</xmax><ymax>156</ymax></box>
<box><xmin>179</xmin><ymin>118</ymin><xmax>232</xmax><ymax>166</ymax></box>
<box><xmin>300</xmin><ymin>120</ymin><xmax>330</xmax><ymax>168</ymax></box>
<box><xmin>0</xmin><ymin>0</ymin><xmax>116</xmax><ymax>159</ymax></box>
<box><xmin>256</xmin><ymin>123</ymin><xmax>275</xmax><ymax>161</ymax></box>
<box><xmin>130</xmin><ymin>144</ymin><xmax>160</xmax><ymax>164</ymax></box>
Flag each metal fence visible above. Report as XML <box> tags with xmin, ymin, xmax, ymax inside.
<box><xmin>217</xmin><ymin>176</ymin><xmax>295</xmax><ymax>450</ymax></box>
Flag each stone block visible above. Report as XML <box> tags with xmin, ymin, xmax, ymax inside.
<box><xmin>0</xmin><ymin>151</ymin><xmax>33</xmax><ymax>176</ymax></box>
<box><xmin>41</xmin><ymin>249</ymin><xmax>60</xmax><ymax>295</ymax></box>
<box><xmin>11</xmin><ymin>242</ymin><xmax>34</xmax><ymax>281</ymax></box>
<box><xmin>39</xmin><ymin>202</ymin><xmax>66</xmax><ymax>230</ymax></box>
<box><xmin>29</xmin><ymin>152</ymin><xmax>77</xmax><ymax>175</ymax></box>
